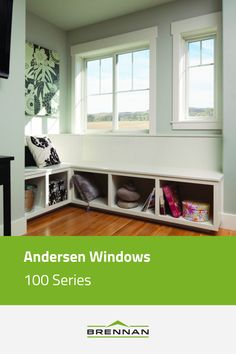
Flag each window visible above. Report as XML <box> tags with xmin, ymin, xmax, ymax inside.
<box><xmin>186</xmin><ymin>36</ymin><xmax>215</xmax><ymax>119</ymax></box>
<box><xmin>71</xmin><ymin>27</ymin><xmax>157</xmax><ymax>134</ymax></box>
<box><xmin>86</xmin><ymin>57</ymin><xmax>113</xmax><ymax>131</ymax></box>
<box><xmin>171</xmin><ymin>13</ymin><xmax>222</xmax><ymax>130</ymax></box>
<box><xmin>25</xmin><ymin>116</ymin><xmax>60</xmax><ymax>135</ymax></box>
<box><xmin>86</xmin><ymin>49</ymin><xmax>149</xmax><ymax>132</ymax></box>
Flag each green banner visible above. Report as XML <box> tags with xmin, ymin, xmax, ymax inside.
<box><xmin>0</xmin><ymin>236</ymin><xmax>235</xmax><ymax>305</ymax></box>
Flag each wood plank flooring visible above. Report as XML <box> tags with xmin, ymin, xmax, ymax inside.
<box><xmin>26</xmin><ymin>205</ymin><xmax>236</xmax><ymax>236</ymax></box>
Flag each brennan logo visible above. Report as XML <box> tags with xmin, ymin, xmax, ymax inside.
<box><xmin>87</xmin><ymin>320</ymin><xmax>150</xmax><ymax>339</ymax></box>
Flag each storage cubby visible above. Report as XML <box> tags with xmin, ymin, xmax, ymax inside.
<box><xmin>111</xmin><ymin>174</ymin><xmax>156</xmax><ymax>215</ymax></box>
<box><xmin>25</xmin><ymin>176</ymin><xmax>46</xmax><ymax>216</ymax></box>
<box><xmin>72</xmin><ymin>170</ymin><xmax>109</xmax><ymax>207</ymax></box>
<box><xmin>48</xmin><ymin>171</ymin><xmax>68</xmax><ymax>206</ymax></box>
<box><xmin>158</xmin><ymin>179</ymin><xmax>215</xmax><ymax>228</ymax></box>
<box><xmin>25</xmin><ymin>165</ymin><xmax>71</xmax><ymax>220</ymax></box>
<box><xmin>25</xmin><ymin>163</ymin><xmax>223</xmax><ymax>231</ymax></box>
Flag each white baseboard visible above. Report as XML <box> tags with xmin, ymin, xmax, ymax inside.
<box><xmin>0</xmin><ymin>217</ymin><xmax>27</xmax><ymax>236</ymax></box>
<box><xmin>221</xmin><ymin>213</ymin><xmax>236</xmax><ymax>231</ymax></box>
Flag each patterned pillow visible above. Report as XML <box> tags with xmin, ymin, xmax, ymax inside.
<box><xmin>70</xmin><ymin>173</ymin><xmax>100</xmax><ymax>202</ymax></box>
<box><xmin>26</xmin><ymin>136</ymin><xmax>60</xmax><ymax>168</ymax></box>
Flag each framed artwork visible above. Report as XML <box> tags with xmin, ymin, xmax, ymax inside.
<box><xmin>25</xmin><ymin>42</ymin><xmax>60</xmax><ymax>116</ymax></box>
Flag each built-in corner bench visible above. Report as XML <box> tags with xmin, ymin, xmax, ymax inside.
<box><xmin>25</xmin><ymin>162</ymin><xmax>223</xmax><ymax>232</ymax></box>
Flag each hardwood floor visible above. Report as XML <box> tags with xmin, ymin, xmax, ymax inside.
<box><xmin>26</xmin><ymin>205</ymin><xmax>236</xmax><ymax>236</ymax></box>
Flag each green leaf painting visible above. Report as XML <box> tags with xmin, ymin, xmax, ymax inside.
<box><xmin>25</xmin><ymin>42</ymin><xmax>60</xmax><ymax>116</ymax></box>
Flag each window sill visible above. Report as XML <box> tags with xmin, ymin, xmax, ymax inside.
<box><xmin>84</xmin><ymin>129</ymin><xmax>150</xmax><ymax>136</ymax></box>
<box><xmin>171</xmin><ymin>120</ymin><xmax>222</xmax><ymax>130</ymax></box>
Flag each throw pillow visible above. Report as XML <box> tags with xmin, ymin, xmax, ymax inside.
<box><xmin>25</xmin><ymin>146</ymin><xmax>37</xmax><ymax>167</ymax></box>
<box><xmin>70</xmin><ymin>173</ymin><xmax>100</xmax><ymax>202</ymax></box>
<box><xmin>26</xmin><ymin>136</ymin><xmax>60</xmax><ymax>168</ymax></box>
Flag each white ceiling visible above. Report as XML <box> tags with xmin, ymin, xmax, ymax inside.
<box><xmin>26</xmin><ymin>0</ymin><xmax>176</xmax><ymax>31</ymax></box>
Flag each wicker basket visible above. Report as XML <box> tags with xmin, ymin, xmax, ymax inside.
<box><xmin>25</xmin><ymin>188</ymin><xmax>35</xmax><ymax>212</ymax></box>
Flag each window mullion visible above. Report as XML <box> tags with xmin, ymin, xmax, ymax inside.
<box><xmin>99</xmin><ymin>59</ymin><xmax>101</xmax><ymax>94</ymax></box>
<box><xmin>185</xmin><ymin>40</ymin><xmax>190</xmax><ymax>120</ymax></box>
<box><xmin>84</xmin><ymin>60</ymin><xmax>88</xmax><ymax>133</ymax></box>
<box><xmin>42</xmin><ymin>117</ymin><xmax>47</xmax><ymax>135</ymax></box>
<box><xmin>131</xmin><ymin>51</ymin><xmax>134</xmax><ymax>90</ymax></box>
<box><xmin>112</xmin><ymin>54</ymin><xmax>118</xmax><ymax>131</ymax></box>
<box><xmin>200</xmin><ymin>40</ymin><xmax>202</xmax><ymax>65</ymax></box>
<box><xmin>214</xmin><ymin>36</ymin><xmax>217</xmax><ymax>120</ymax></box>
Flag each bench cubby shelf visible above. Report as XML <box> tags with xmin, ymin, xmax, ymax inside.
<box><xmin>25</xmin><ymin>163</ymin><xmax>223</xmax><ymax>231</ymax></box>
<box><xmin>71</xmin><ymin>164</ymin><xmax>223</xmax><ymax>231</ymax></box>
<box><xmin>25</xmin><ymin>164</ymin><xmax>71</xmax><ymax>219</ymax></box>
<box><xmin>157</xmin><ymin>177</ymin><xmax>217</xmax><ymax>231</ymax></box>
<box><xmin>72</xmin><ymin>170</ymin><xmax>109</xmax><ymax>208</ymax></box>
<box><xmin>110</xmin><ymin>174</ymin><xmax>156</xmax><ymax>217</ymax></box>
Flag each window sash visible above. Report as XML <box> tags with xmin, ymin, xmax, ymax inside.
<box><xmin>185</xmin><ymin>36</ymin><xmax>216</xmax><ymax>120</ymax></box>
<box><xmin>85</xmin><ymin>48</ymin><xmax>150</xmax><ymax>133</ymax></box>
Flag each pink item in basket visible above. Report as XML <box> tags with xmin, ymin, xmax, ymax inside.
<box><xmin>162</xmin><ymin>183</ymin><xmax>182</xmax><ymax>218</ymax></box>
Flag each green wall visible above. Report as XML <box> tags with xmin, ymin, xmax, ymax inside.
<box><xmin>0</xmin><ymin>0</ymin><xmax>25</xmax><ymax>234</ymax></box>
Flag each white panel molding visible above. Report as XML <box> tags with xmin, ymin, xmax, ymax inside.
<box><xmin>48</xmin><ymin>134</ymin><xmax>222</xmax><ymax>171</ymax></box>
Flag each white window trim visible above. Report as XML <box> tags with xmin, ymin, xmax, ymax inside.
<box><xmin>71</xmin><ymin>27</ymin><xmax>158</xmax><ymax>135</ymax></box>
<box><xmin>171</xmin><ymin>12</ymin><xmax>222</xmax><ymax>130</ymax></box>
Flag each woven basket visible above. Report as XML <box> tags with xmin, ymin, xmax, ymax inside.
<box><xmin>25</xmin><ymin>189</ymin><xmax>35</xmax><ymax>212</ymax></box>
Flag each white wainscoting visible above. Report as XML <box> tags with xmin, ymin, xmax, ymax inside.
<box><xmin>49</xmin><ymin>134</ymin><xmax>222</xmax><ymax>172</ymax></box>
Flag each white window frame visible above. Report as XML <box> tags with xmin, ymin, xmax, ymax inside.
<box><xmin>71</xmin><ymin>27</ymin><xmax>158</xmax><ymax>135</ymax></box>
<box><xmin>171</xmin><ymin>12</ymin><xmax>222</xmax><ymax>130</ymax></box>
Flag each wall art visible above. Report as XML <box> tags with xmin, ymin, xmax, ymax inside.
<box><xmin>25</xmin><ymin>42</ymin><xmax>60</xmax><ymax>116</ymax></box>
